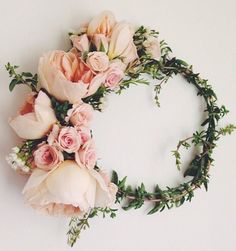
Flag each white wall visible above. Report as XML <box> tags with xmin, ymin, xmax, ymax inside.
<box><xmin>0</xmin><ymin>1</ymin><xmax>235</xmax><ymax>250</ymax></box>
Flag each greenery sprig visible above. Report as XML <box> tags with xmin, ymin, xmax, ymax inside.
<box><xmin>109</xmin><ymin>55</ymin><xmax>235</xmax><ymax>214</ymax></box>
<box><xmin>67</xmin><ymin>207</ymin><xmax>117</xmax><ymax>247</ymax></box>
<box><xmin>5</xmin><ymin>63</ymin><xmax>38</xmax><ymax>92</ymax></box>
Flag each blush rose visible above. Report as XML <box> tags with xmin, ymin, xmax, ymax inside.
<box><xmin>33</xmin><ymin>144</ymin><xmax>63</xmax><ymax>171</ymax></box>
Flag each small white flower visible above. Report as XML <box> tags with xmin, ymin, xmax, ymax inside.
<box><xmin>11</xmin><ymin>162</ymin><xmax>19</xmax><ymax>170</ymax></box>
<box><xmin>9</xmin><ymin>153</ymin><xmax>17</xmax><ymax>161</ymax></box>
<box><xmin>98</xmin><ymin>103</ymin><xmax>104</xmax><ymax>111</ymax></box>
<box><xmin>12</xmin><ymin>147</ymin><xmax>20</xmax><ymax>153</ymax></box>
<box><xmin>21</xmin><ymin>165</ymin><xmax>30</xmax><ymax>173</ymax></box>
<box><xmin>6</xmin><ymin>156</ymin><xmax>12</xmax><ymax>165</ymax></box>
<box><xmin>16</xmin><ymin>158</ymin><xmax>26</xmax><ymax>168</ymax></box>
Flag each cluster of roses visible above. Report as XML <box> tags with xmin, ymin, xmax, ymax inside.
<box><xmin>6</xmin><ymin>10</ymin><xmax>144</xmax><ymax>217</ymax></box>
<box><xmin>38</xmin><ymin>11</ymin><xmax>141</xmax><ymax>105</ymax></box>
<box><xmin>7</xmin><ymin>11</ymin><xmax>161</xmax><ymax>217</ymax></box>
<box><xmin>8</xmin><ymin>87</ymin><xmax>118</xmax><ymax>216</ymax></box>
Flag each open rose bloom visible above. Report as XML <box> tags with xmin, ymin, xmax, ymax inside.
<box><xmin>6</xmin><ymin>10</ymin><xmax>163</xmax><ymax>245</ymax></box>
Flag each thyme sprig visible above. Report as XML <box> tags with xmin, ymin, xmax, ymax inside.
<box><xmin>67</xmin><ymin>207</ymin><xmax>117</xmax><ymax>247</ymax></box>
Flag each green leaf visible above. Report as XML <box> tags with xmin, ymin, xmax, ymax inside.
<box><xmin>111</xmin><ymin>170</ymin><xmax>118</xmax><ymax>185</ymax></box>
<box><xmin>22</xmin><ymin>72</ymin><xmax>33</xmax><ymax>77</ymax></box>
<box><xmin>99</xmin><ymin>42</ymin><xmax>106</xmax><ymax>52</ymax></box>
<box><xmin>184</xmin><ymin>156</ymin><xmax>201</xmax><ymax>177</ymax></box>
<box><xmin>118</xmin><ymin>176</ymin><xmax>127</xmax><ymax>188</ymax></box>
<box><xmin>148</xmin><ymin>203</ymin><xmax>162</xmax><ymax>215</ymax></box>
<box><xmin>176</xmin><ymin>59</ymin><xmax>189</xmax><ymax>66</ymax></box>
<box><xmin>9</xmin><ymin>79</ymin><xmax>18</xmax><ymax>91</ymax></box>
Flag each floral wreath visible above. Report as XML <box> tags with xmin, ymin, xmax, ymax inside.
<box><xmin>5</xmin><ymin>11</ymin><xmax>235</xmax><ymax>247</ymax></box>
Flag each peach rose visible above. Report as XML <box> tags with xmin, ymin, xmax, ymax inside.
<box><xmin>86</xmin><ymin>52</ymin><xmax>109</xmax><ymax>72</ymax></box>
<box><xmin>87</xmin><ymin>11</ymin><xmax>116</xmax><ymax>37</ymax></box>
<box><xmin>95</xmin><ymin>169</ymin><xmax>118</xmax><ymax>206</ymax></box>
<box><xmin>70</xmin><ymin>34</ymin><xmax>90</xmax><ymax>52</ymax></box>
<box><xmin>108</xmin><ymin>21</ymin><xmax>139</xmax><ymax>65</ymax></box>
<box><xmin>57</xmin><ymin>127</ymin><xmax>81</xmax><ymax>153</ymax></box>
<box><xmin>93</xmin><ymin>34</ymin><xmax>108</xmax><ymax>52</ymax></box>
<box><xmin>9</xmin><ymin>91</ymin><xmax>57</xmax><ymax>139</ymax></box>
<box><xmin>75</xmin><ymin>140</ymin><xmax>97</xmax><ymax>169</ymax></box>
<box><xmin>38</xmin><ymin>50</ymin><xmax>106</xmax><ymax>103</ymax></box>
<box><xmin>66</xmin><ymin>103</ymin><xmax>93</xmax><ymax>127</ymax></box>
<box><xmin>22</xmin><ymin>160</ymin><xmax>117</xmax><ymax>216</ymax></box>
<box><xmin>143</xmin><ymin>37</ymin><xmax>161</xmax><ymax>60</ymax></box>
<box><xmin>33</xmin><ymin>144</ymin><xmax>63</xmax><ymax>171</ymax></box>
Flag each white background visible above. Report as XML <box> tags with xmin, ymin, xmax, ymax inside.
<box><xmin>0</xmin><ymin>0</ymin><xmax>236</xmax><ymax>250</ymax></box>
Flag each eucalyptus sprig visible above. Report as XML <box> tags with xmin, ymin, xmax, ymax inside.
<box><xmin>5</xmin><ymin>63</ymin><xmax>38</xmax><ymax>92</ymax></box>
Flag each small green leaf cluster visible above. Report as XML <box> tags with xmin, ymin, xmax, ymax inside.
<box><xmin>5</xmin><ymin>63</ymin><xmax>38</xmax><ymax>92</ymax></box>
<box><xmin>67</xmin><ymin>207</ymin><xmax>117</xmax><ymax>247</ymax></box>
<box><xmin>50</xmin><ymin>97</ymin><xmax>72</xmax><ymax>125</ymax></box>
<box><xmin>82</xmin><ymin>86</ymin><xmax>111</xmax><ymax>111</ymax></box>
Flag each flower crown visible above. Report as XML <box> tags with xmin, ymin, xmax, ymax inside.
<box><xmin>6</xmin><ymin>11</ymin><xmax>235</xmax><ymax>247</ymax></box>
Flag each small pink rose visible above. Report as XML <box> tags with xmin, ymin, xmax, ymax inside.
<box><xmin>33</xmin><ymin>144</ymin><xmax>63</xmax><ymax>171</ymax></box>
<box><xmin>93</xmin><ymin>34</ymin><xmax>109</xmax><ymax>52</ymax></box>
<box><xmin>104</xmin><ymin>66</ymin><xmax>125</xmax><ymax>89</ymax></box>
<box><xmin>70</xmin><ymin>34</ymin><xmax>90</xmax><ymax>52</ymax></box>
<box><xmin>75</xmin><ymin>140</ymin><xmax>97</xmax><ymax>169</ymax></box>
<box><xmin>57</xmin><ymin>127</ymin><xmax>81</xmax><ymax>153</ymax></box>
<box><xmin>86</xmin><ymin>52</ymin><xmax>109</xmax><ymax>72</ymax></box>
<box><xmin>76</xmin><ymin>126</ymin><xmax>92</xmax><ymax>144</ymax></box>
<box><xmin>67</xmin><ymin>103</ymin><xmax>93</xmax><ymax>127</ymax></box>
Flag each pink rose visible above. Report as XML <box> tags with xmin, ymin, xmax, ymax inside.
<box><xmin>38</xmin><ymin>49</ymin><xmax>106</xmax><ymax>103</ymax></box>
<box><xmin>86</xmin><ymin>52</ymin><xmax>109</xmax><ymax>72</ymax></box>
<box><xmin>75</xmin><ymin>140</ymin><xmax>97</xmax><ymax>169</ymax></box>
<box><xmin>57</xmin><ymin>127</ymin><xmax>81</xmax><ymax>153</ymax></box>
<box><xmin>93</xmin><ymin>34</ymin><xmax>108</xmax><ymax>52</ymax></box>
<box><xmin>76</xmin><ymin>126</ymin><xmax>91</xmax><ymax>144</ymax></box>
<box><xmin>66</xmin><ymin>103</ymin><xmax>93</xmax><ymax>127</ymax></box>
<box><xmin>70</xmin><ymin>34</ymin><xmax>90</xmax><ymax>52</ymax></box>
<box><xmin>104</xmin><ymin>65</ymin><xmax>125</xmax><ymax>89</ymax></box>
<box><xmin>33</xmin><ymin>144</ymin><xmax>63</xmax><ymax>171</ymax></box>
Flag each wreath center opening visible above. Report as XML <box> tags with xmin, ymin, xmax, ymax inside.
<box><xmin>91</xmin><ymin>77</ymin><xmax>204</xmax><ymax>189</ymax></box>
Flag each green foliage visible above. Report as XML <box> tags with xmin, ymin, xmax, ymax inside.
<box><xmin>108</xmin><ymin>54</ymin><xmax>235</xmax><ymax>216</ymax></box>
<box><xmin>82</xmin><ymin>86</ymin><xmax>111</xmax><ymax>111</ymax></box>
<box><xmin>218</xmin><ymin>124</ymin><xmax>236</xmax><ymax>136</ymax></box>
<box><xmin>67</xmin><ymin>207</ymin><xmax>117</xmax><ymax>247</ymax></box>
<box><xmin>17</xmin><ymin>138</ymin><xmax>45</xmax><ymax>168</ymax></box>
<box><xmin>50</xmin><ymin>97</ymin><xmax>72</xmax><ymax>125</ymax></box>
<box><xmin>116</xmin><ymin>78</ymin><xmax>149</xmax><ymax>94</ymax></box>
<box><xmin>5</xmin><ymin>63</ymin><xmax>38</xmax><ymax>92</ymax></box>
